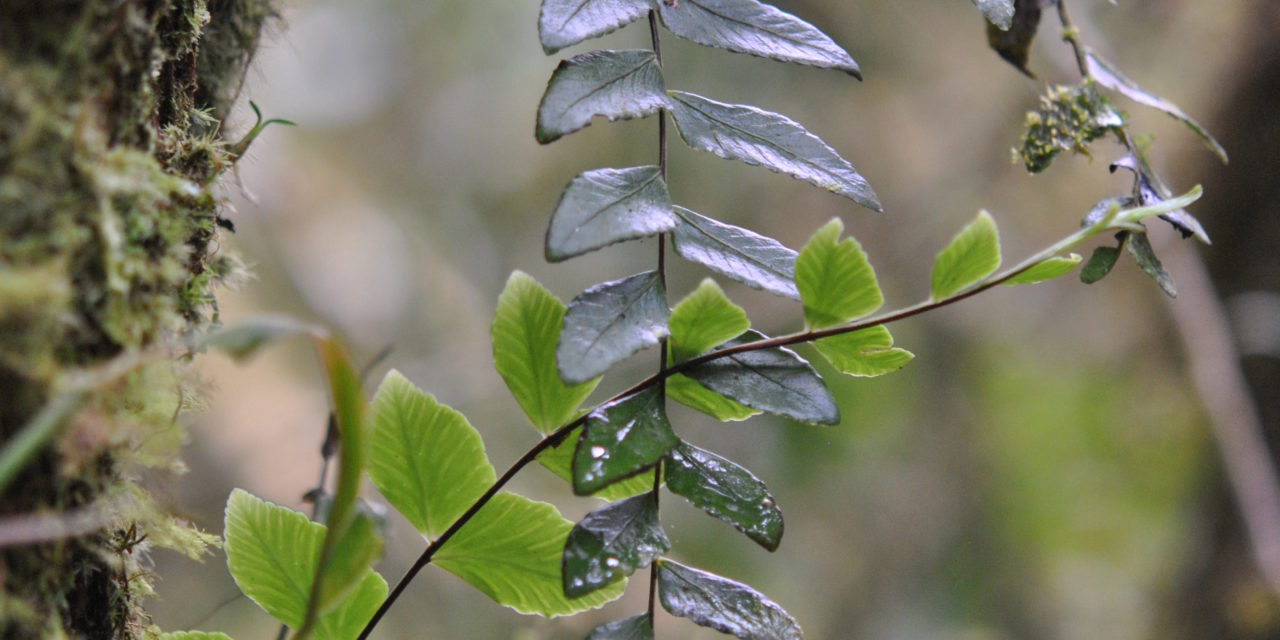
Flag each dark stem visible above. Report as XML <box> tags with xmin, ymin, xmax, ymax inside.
<box><xmin>649</xmin><ymin>10</ymin><xmax>668</xmax><ymax>631</ymax></box>
<box><xmin>1056</xmin><ymin>1</ymin><xmax>1089</xmax><ymax>77</ymax></box>
<box><xmin>646</xmin><ymin>461</ymin><xmax>662</xmax><ymax>629</ymax></box>
<box><xmin>355</xmin><ymin>421</ymin><xmax>581</xmax><ymax>640</ymax></box>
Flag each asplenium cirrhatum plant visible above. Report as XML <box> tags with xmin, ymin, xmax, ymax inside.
<box><xmin>175</xmin><ymin>1</ymin><xmax>1225</xmax><ymax>639</ymax></box>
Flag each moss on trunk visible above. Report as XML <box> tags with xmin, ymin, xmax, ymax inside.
<box><xmin>0</xmin><ymin>1</ymin><xmax>271</xmax><ymax>636</ymax></box>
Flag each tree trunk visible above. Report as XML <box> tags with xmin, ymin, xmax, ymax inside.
<box><xmin>0</xmin><ymin>1</ymin><xmax>270</xmax><ymax>636</ymax></box>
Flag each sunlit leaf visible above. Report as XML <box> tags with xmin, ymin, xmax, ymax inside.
<box><xmin>931</xmin><ymin>210</ymin><xmax>1002</xmax><ymax>300</ymax></box>
<box><xmin>665</xmin><ymin>442</ymin><xmax>782</xmax><ymax>551</ymax></box>
<box><xmin>368</xmin><ymin>371</ymin><xmax>496</xmax><ymax>538</ymax></box>
<box><xmin>537</xmin><ymin>426</ymin><xmax>655</xmax><ymax>501</ymax></box>
<box><xmin>683</xmin><ymin>330</ymin><xmax>839</xmax><ymax>425</ymax></box>
<box><xmin>669</xmin><ymin>279</ymin><xmax>750</xmax><ymax>362</ymax></box>
<box><xmin>1086</xmin><ymin>49</ymin><xmax>1229</xmax><ymax>164</ymax></box>
<box><xmin>657</xmin><ymin>559</ymin><xmax>802</xmax><ymax>640</ymax></box>
<box><xmin>971</xmin><ymin>0</ymin><xmax>1014</xmax><ymax>30</ymax></box>
<box><xmin>587</xmin><ymin>614</ymin><xmax>654</xmax><ymax>640</ymax></box>
<box><xmin>223</xmin><ymin>490</ymin><xmax>387</xmax><ymax>640</ymax></box>
<box><xmin>573</xmin><ymin>387</ymin><xmax>679</xmax><ymax>495</ymax></box>
<box><xmin>657</xmin><ymin>0</ymin><xmax>861</xmax><ymax>77</ymax></box>
<box><xmin>563</xmin><ymin>493</ymin><xmax>669</xmax><ymax>597</ymax></box>
<box><xmin>1080</xmin><ymin>244</ymin><xmax>1122</xmax><ymax>284</ymax></box>
<box><xmin>666</xmin><ymin>373</ymin><xmax>761</xmax><ymax>422</ymax></box>
<box><xmin>537</xmin><ymin>50</ymin><xmax>669</xmax><ymax>144</ymax></box>
<box><xmin>813</xmin><ymin>325</ymin><xmax>914</xmax><ymax>378</ymax></box>
<box><xmin>435</xmin><ymin>492</ymin><xmax>626</xmax><ymax>616</ymax></box>
<box><xmin>546</xmin><ymin>166</ymin><xmax>676</xmax><ymax>261</ymax></box>
<box><xmin>668</xmin><ymin>91</ymin><xmax>881</xmax><ymax>211</ymax></box>
<box><xmin>539</xmin><ymin>0</ymin><xmax>652</xmax><ymax>54</ymax></box>
<box><xmin>1126</xmin><ymin>231</ymin><xmax>1177</xmax><ymax>297</ymax></box>
<box><xmin>493</xmin><ymin>272</ymin><xmax>600</xmax><ymax>433</ymax></box>
<box><xmin>795</xmin><ymin>218</ymin><xmax>882</xmax><ymax>329</ymax></box>
<box><xmin>1003</xmin><ymin>254</ymin><xmax>1082</xmax><ymax>286</ymax></box>
<box><xmin>671</xmin><ymin>206</ymin><xmax>799</xmax><ymax>300</ymax></box>
<box><xmin>986</xmin><ymin>0</ymin><xmax>1041</xmax><ymax>77</ymax></box>
<box><xmin>558</xmin><ymin>271</ymin><xmax>670</xmax><ymax>384</ymax></box>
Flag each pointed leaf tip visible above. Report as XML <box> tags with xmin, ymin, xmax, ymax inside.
<box><xmin>668</xmin><ymin>91</ymin><xmax>881</xmax><ymax>211</ymax></box>
<box><xmin>671</xmin><ymin>206</ymin><xmax>800</xmax><ymax>300</ymax></box>
<box><xmin>658</xmin><ymin>0</ymin><xmax>861</xmax><ymax>77</ymax></box>
<box><xmin>665</xmin><ymin>442</ymin><xmax>783</xmax><ymax>551</ymax></box>
<box><xmin>931</xmin><ymin>210</ymin><xmax>1002</xmax><ymax>300</ymax></box>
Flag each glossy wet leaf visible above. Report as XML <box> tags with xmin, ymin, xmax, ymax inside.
<box><xmin>368</xmin><ymin>371</ymin><xmax>496</xmax><ymax>538</ymax></box>
<box><xmin>931</xmin><ymin>210</ymin><xmax>1002</xmax><ymax>300</ymax></box>
<box><xmin>1003</xmin><ymin>254</ymin><xmax>1082</xmax><ymax>286</ymax></box>
<box><xmin>1086</xmin><ymin>49</ymin><xmax>1229</xmax><ymax>164</ymax></box>
<box><xmin>537</xmin><ymin>50</ymin><xmax>669</xmax><ymax>144</ymax></box>
<box><xmin>223</xmin><ymin>490</ymin><xmax>387</xmax><ymax>640</ymax></box>
<box><xmin>986</xmin><ymin>0</ymin><xmax>1041</xmax><ymax>77</ymax></box>
<box><xmin>558</xmin><ymin>271</ymin><xmax>670</xmax><ymax>384</ymax></box>
<box><xmin>573</xmin><ymin>387</ymin><xmax>679</xmax><ymax>494</ymax></box>
<box><xmin>587</xmin><ymin>614</ymin><xmax>653</xmax><ymax>640</ymax></box>
<box><xmin>563</xmin><ymin>493</ymin><xmax>669</xmax><ymax>597</ymax></box>
<box><xmin>665</xmin><ymin>442</ymin><xmax>783</xmax><ymax>551</ymax></box>
<box><xmin>537</xmin><ymin>426</ymin><xmax>655</xmax><ymax>501</ymax></box>
<box><xmin>669</xmin><ymin>279</ymin><xmax>750</xmax><ymax>362</ymax></box>
<box><xmin>667</xmin><ymin>374</ymin><xmax>761</xmax><ymax>421</ymax></box>
<box><xmin>197</xmin><ymin>315</ymin><xmax>313</xmax><ymax>361</ymax></box>
<box><xmin>683</xmin><ymin>330</ymin><xmax>839</xmax><ymax>425</ymax></box>
<box><xmin>813</xmin><ymin>325</ymin><xmax>914</xmax><ymax>378</ymax></box>
<box><xmin>971</xmin><ymin>0</ymin><xmax>1014</xmax><ymax>30</ymax></box>
<box><xmin>435</xmin><ymin>492</ymin><xmax>625</xmax><ymax>616</ymax></box>
<box><xmin>546</xmin><ymin>166</ymin><xmax>676</xmax><ymax>261</ymax></box>
<box><xmin>1126</xmin><ymin>231</ymin><xmax>1177</xmax><ymax>297</ymax></box>
<box><xmin>538</xmin><ymin>0</ymin><xmax>652</xmax><ymax>54</ymax></box>
<box><xmin>1080</xmin><ymin>244</ymin><xmax>1122</xmax><ymax>284</ymax></box>
<box><xmin>671</xmin><ymin>206</ymin><xmax>799</xmax><ymax>299</ymax></box>
<box><xmin>657</xmin><ymin>0</ymin><xmax>860</xmax><ymax>77</ymax></box>
<box><xmin>795</xmin><ymin>218</ymin><xmax>882</xmax><ymax>329</ymax></box>
<box><xmin>668</xmin><ymin>91</ymin><xmax>881</xmax><ymax>211</ymax></box>
<box><xmin>493</xmin><ymin>272</ymin><xmax>600</xmax><ymax>433</ymax></box>
<box><xmin>657</xmin><ymin>559</ymin><xmax>802</xmax><ymax>640</ymax></box>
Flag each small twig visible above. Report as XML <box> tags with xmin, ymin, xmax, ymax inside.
<box><xmin>0</xmin><ymin>502</ymin><xmax>113</xmax><ymax>548</ymax></box>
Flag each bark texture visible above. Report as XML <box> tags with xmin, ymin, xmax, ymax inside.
<box><xmin>0</xmin><ymin>1</ymin><xmax>271</xmax><ymax>636</ymax></box>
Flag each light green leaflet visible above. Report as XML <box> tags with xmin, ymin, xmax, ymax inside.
<box><xmin>668</xmin><ymin>279</ymin><xmax>749</xmax><ymax>362</ymax></box>
<box><xmin>223</xmin><ymin>490</ymin><xmax>387</xmax><ymax>640</ymax></box>
<box><xmin>492</xmin><ymin>271</ymin><xmax>600</xmax><ymax>433</ymax></box>
<box><xmin>1003</xmin><ymin>254</ymin><xmax>1082</xmax><ymax>286</ymax></box>
<box><xmin>434</xmin><ymin>492</ymin><xmax>626</xmax><ymax>616</ymax></box>
<box><xmin>931</xmin><ymin>210</ymin><xmax>1002</xmax><ymax>300</ymax></box>
<box><xmin>368</xmin><ymin>371</ymin><xmax>496</xmax><ymax>538</ymax></box>
<box><xmin>813</xmin><ymin>326</ymin><xmax>914</xmax><ymax>378</ymax></box>
<box><xmin>795</xmin><ymin>218</ymin><xmax>882</xmax><ymax>329</ymax></box>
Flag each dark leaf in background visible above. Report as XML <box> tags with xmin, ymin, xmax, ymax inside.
<box><xmin>986</xmin><ymin>0</ymin><xmax>1042</xmax><ymax>77</ymax></box>
<box><xmin>683</xmin><ymin>330</ymin><xmax>840</xmax><ymax>425</ymax></box>
<box><xmin>665</xmin><ymin>442</ymin><xmax>783</xmax><ymax>551</ymax></box>
<box><xmin>671</xmin><ymin>206</ymin><xmax>800</xmax><ymax>300</ymax></box>
<box><xmin>1110</xmin><ymin>154</ymin><xmax>1211</xmax><ymax>244</ymax></box>
<box><xmin>573</xmin><ymin>387</ymin><xmax>679</xmax><ymax>494</ymax></box>
<box><xmin>537</xmin><ymin>50</ymin><xmax>669</xmax><ymax>144</ymax></box>
<box><xmin>971</xmin><ymin>0</ymin><xmax>1014</xmax><ymax>30</ymax></box>
<box><xmin>546</xmin><ymin>166</ymin><xmax>676</xmax><ymax>261</ymax></box>
<box><xmin>563</xmin><ymin>493</ymin><xmax>669</xmax><ymax>597</ymax></box>
<box><xmin>657</xmin><ymin>0</ymin><xmax>861</xmax><ymax>77</ymax></box>
<box><xmin>539</xmin><ymin>0</ymin><xmax>652</xmax><ymax>54</ymax></box>
<box><xmin>587</xmin><ymin>614</ymin><xmax>653</xmax><ymax>640</ymax></box>
<box><xmin>1086</xmin><ymin>48</ymin><xmax>1229</xmax><ymax>164</ymax></box>
<box><xmin>1126</xmin><ymin>231</ymin><xmax>1177</xmax><ymax>297</ymax></box>
<box><xmin>1080</xmin><ymin>243</ymin><xmax>1122</xmax><ymax>285</ymax></box>
<box><xmin>657</xmin><ymin>559</ymin><xmax>803</xmax><ymax>640</ymax></box>
<box><xmin>668</xmin><ymin>91</ymin><xmax>881</xmax><ymax>211</ymax></box>
<box><xmin>558</xmin><ymin>271</ymin><xmax>670</xmax><ymax>384</ymax></box>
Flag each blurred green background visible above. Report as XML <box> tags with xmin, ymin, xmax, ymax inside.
<box><xmin>145</xmin><ymin>1</ymin><xmax>1280</xmax><ymax>638</ymax></box>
